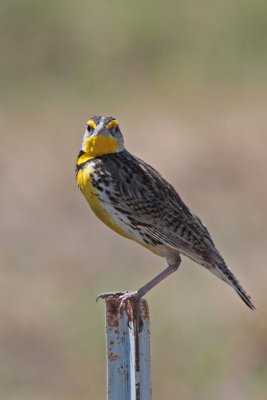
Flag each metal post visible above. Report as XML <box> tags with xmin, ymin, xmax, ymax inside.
<box><xmin>104</xmin><ymin>298</ymin><xmax>151</xmax><ymax>400</ymax></box>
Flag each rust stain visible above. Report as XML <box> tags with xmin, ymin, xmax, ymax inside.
<box><xmin>106</xmin><ymin>298</ymin><xmax>120</xmax><ymax>327</ymax></box>
<box><xmin>126</xmin><ymin>299</ymin><xmax>141</xmax><ymax>373</ymax></box>
<box><xmin>108</xmin><ymin>351</ymin><xmax>120</xmax><ymax>361</ymax></box>
<box><xmin>123</xmin><ymin>299</ymin><xmax>134</xmax><ymax>322</ymax></box>
<box><xmin>140</xmin><ymin>299</ymin><xmax>149</xmax><ymax>321</ymax></box>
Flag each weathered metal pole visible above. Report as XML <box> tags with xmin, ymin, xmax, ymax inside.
<box><xmin>104</xmin><ymin>298</ymin><xmax>151</xmax><ymax>400</ymax></box>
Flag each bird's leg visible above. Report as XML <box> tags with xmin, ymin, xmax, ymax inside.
<box><xmin>97</xmin><ymin>256</ymin><xmax>181</xmax><ymax>309</ymax></box>
<box><xmin>135</xmin><ymin>256</ymin><xmax>181</xmax><ymax>298</ymax></box>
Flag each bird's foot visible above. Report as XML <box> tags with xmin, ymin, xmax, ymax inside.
<box><xmin>96</xmin><ymin>291</ymin><xmax>128</xmax><ymax>302</ymax></box>
<box><xmin>96</xmin><ymin>290</ymin><xmax>143</xmax><ymax>329</ymax></box>
<box><xmin>96</xmin><ymin>290</ymin><xmax>140</xmax><ymax>310</ymax></box>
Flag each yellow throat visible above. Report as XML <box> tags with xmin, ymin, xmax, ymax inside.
<box><xmin>77</xmin><ymin>134</ymin><xmax>119</xmax><ymax>165</ymax></box>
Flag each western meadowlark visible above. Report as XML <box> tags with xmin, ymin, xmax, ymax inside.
<box><xmin>76</xmin><ymin>115</ymin><xmax>255</xmax><ymax>310</ymax></box>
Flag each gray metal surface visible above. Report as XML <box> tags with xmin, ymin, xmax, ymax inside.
<box><xmin>105</xmin><ymin>298</ymin><xmax>151</xmax><ymax>400</ymax></box>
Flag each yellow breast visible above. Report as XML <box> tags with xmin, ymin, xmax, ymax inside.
<box><xmin>76</xmin><ymin>163</ymin><xmax>131</xmax><ymax>239</ymax></box>
<box><xmin>76</xmin><ymin>161</ymin><xmax>161</xmax><ymax>256</ymax></box>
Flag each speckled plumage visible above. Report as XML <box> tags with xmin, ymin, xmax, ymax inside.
<box><xmin>76</xmin><ymin>116</ymin><xmax>255</xmax><ymax>310</ymax></box>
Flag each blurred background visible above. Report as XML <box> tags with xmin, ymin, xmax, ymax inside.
<box><xmin>1</xmin><ymin>0</ymin><xmax>267</xmax><ymax>399</ymax></box>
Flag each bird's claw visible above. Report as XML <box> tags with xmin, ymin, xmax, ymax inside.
<box><xmin>96</xmin><ymin>291</ymin><xmax>128</xmax><ymax>303</ymax></box>
<box><xmin>96</xmin><ymin>290</ymin><xmax>142</xmax><ymax>326</ymax></box>
<box><xmin>117</xmin><ymin>291</ymin><xmax>140</xmax><ymax>312</ymax></box>
<box><xmin>96</xmin><ymin>291</ymin><xmax>140</xmax><ymax>309</ymax></box>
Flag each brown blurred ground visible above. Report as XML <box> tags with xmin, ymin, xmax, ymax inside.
<box><xmin>1</xmin><ymin>1</ymin><xmax>267</xmax><ymax>399</ymax></box>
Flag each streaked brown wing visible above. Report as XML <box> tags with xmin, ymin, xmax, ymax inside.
<box><xmin>102</xmin><ymin>151</ymin><xmax>217</xmax><ymax>263</ymax></box>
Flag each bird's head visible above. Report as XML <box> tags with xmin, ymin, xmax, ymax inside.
<box><xmin>79</xmin><ymin>116</ymin><xmax>124</xmax><ymax>161</ymax></box>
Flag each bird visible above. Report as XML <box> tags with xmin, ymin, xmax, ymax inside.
<box><xmin>76</xmin><ymin>115</ymin><xmax>255</xmax><ymax>310</ymax></box>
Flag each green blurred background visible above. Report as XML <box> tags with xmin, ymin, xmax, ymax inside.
<box><xmin>1</xmin><ymin>1</ymin><xmax>267</xmax><ymax>399</ymax></box>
